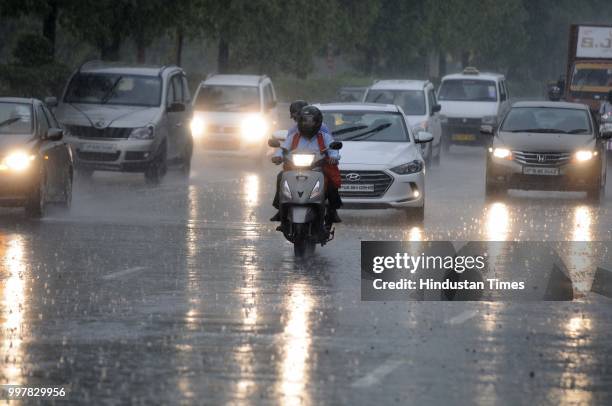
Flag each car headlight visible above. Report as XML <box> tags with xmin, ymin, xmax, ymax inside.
<box><xmin>282</xmin><ymin>180</ymin><xmax>291</xmax><ymax>199</ymax></box>
<box><xmin>390</xmin><ymin>160</ymin><xmax>423</xmax><ymax>175</ymax></box>
<box><xmin>575</xmin><ymin>150</ymin><xmax>594</xmax><ymax>162</ymax></box>
<box><xmin>492</xmin><ymin>147</ymin><xmax>511</xmax><ymax>159</ymax></box>
<box><xmin>292</xmin><ymin>154</ymin><xmax>315</xmax><ymax>167</ymax></box>
<box><xmin>0</xmin><ymin>151</ymin><xmax>36</xmax><ymax>171</ymax></box>
<box><xmin>129</xmin><ymin>126</ymin><xmax>154</xmax><ymax>140</ymax></box>
<box><xmin>482</xmin><ymin>115</ymin><xmax>497</xmax><ymax>125</ymax></box>
<box><xmin>310</xmin><ymin>180</ymin><xmax>321</xmax><ymax>199</ymax></box>
<box><xmin>190</xmin><ymin>117</ymin><xmax>205</xmax><ymax>138</ymax></box>
<box><xmin>241</xmin><ymin>115</ymin><xmax>268</xmax><ymax>142</ymax></box>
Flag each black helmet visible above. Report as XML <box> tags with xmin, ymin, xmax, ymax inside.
<box><xmin>298</xmin><ymin>106</ymin><xmax>322</xmax><ymax>139</ymax></box>
<box><xmin>289</xmin><ymin>100</ymin><xmax>308</xmax><ymax>121</ymax></box>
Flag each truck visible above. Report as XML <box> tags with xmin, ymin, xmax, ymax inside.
<box><xmin>563</xmin><ymin>24</ymin><xmax>612</xmax><ymax>111</ymax></box>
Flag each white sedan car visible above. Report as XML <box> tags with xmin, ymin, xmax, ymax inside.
<box><xmin>317</xmin><ymin>103</ymin><xmax>432</xmax><ymax>220</ymax></box>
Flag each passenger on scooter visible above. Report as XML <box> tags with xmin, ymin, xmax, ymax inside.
<box><xmin>286</xmin><ymin>100</ymin><xmax>331</xmax><ymax>137</ymax></box>
<box><xmin>271</xmin><ymin>106</ymin><xmax>342</xmax><ymax>226</ymax></box>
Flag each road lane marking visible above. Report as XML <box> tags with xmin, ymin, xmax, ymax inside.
<box><xmin>446</xmin><ymin>310</ymin><xmax>479</xmax><ymax>325</ymax></box>
<box><xmin>351</xmin><ymin>359</ymin><xmax>404</xmax><ymax>388</ymax></box>
<box><xmin>102</xmin><ymin>266</ymin><xmax>147</xmax><ymax>280</ymax></box>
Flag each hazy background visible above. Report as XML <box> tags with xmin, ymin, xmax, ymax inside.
<box><xmin>1</xmin><ymin>0</ymin><xmax>611</xmax><ymax>101</ymax></box>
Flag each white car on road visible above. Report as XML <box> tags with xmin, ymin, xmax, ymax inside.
<box><xmin>317</xmin><ymin>103</ymin><xmax>433</xmax><ymax>220</ymax></box>
<box><xmin>363</xmin><ymin>80</ymin><xmax>442</xmax><ymax>165</ymax></box>
<box><xmin>437</xmin><ymin>67</ymin><xmax>510</xmax><ymax>151</ymax></box>
<box><xmin>190</xmin><ymin>74</ymin><xmax>278</xmax><ymax>158</ymax></box>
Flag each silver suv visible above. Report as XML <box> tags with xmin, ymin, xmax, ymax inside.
<box><xmin>51</xmin><ymin>62</ymin><xmax>193</xmax><ymax>184</ymax></box>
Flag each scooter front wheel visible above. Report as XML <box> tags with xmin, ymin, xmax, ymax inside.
<box><xmin>292</xmin><ymin>224</ymin><xmax>315</xmax><ymax>257</ymax></box>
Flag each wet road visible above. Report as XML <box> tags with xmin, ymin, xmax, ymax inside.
<box><xmin>1</xmin><ymin>145</ymin><xmax>612</xmax><ymax>405</ymax></box>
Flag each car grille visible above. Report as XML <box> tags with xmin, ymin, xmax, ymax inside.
<box><xmin>67</xmin><ymin>125</ymin><xmax>131</xmax><ymax>139</ymax></box>
<box><xmin>202</xmin><ymin>139</ymin><xmax>241</xmax><ymax>150</ymax></box>
<box><xmin>513</xmin><ymin>151</ymin><xmax>572</xmax><ymax>166</ymax></box>
<box><xmin>340</xmin><ymin>170</ymin><xmax>393</xmax><ymax>198</ymax></box>
<box><xmin>208</xmin><ymin>124</ymin><xmax>240</xmax><ymax>135</ymax></box>
<box><xmin>447</xmin><ymin>117</ymin><xmax>482</xmax><ymax>127</ymax></box>
<box><xmin>77</xmin><ymin>151</ymin><xmax>120</xmax><ymax>162</ymax></box>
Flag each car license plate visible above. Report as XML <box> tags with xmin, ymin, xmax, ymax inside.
<box><xmin>452</xmin><ymin>133</ymin><xmax>476</xmax><ymax>141</ymax></box>
<box><xmin>523</xmin><ymin>166</ymin><xmax>559</xmax><ymax>176</ymax></box>
<box><xmin>81</xmin><ymin>143</ymin><xmax>117</xmax><ymax>153</ymax></box>
<box><xmin>339</xmin><ymin>184</ymin><xmax>374</xmax><ymax>192</ymax></box>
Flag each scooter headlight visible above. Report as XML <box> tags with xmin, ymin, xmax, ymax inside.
<box><xmin>282</xmin><ymin>180</ymin><xmax>291</xmax><ymax>199</ymax></box>
<box><xmin>310</xmin><ymin>180</ymin><xmax>321</xmax><ymax>199</ymax></box>
<box><xmin>0</xmin><ymin>151</ymin><xmax>36</xmax><ymax>171</ymax></box>
<box><xmin>292</xmin><ymin>154</ymin><xmax>315</xmax><ymax>167</ymax></box>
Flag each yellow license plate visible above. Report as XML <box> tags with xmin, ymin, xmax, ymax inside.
<box><xmin>452</xmin><ymin>133</ymin><xmax>476</xmax><ymax>141</ymax></box>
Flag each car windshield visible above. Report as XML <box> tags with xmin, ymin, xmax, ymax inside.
<box><xmin>364</xmin><ymin>90</ymin><xmax>426</xmax><ymax>115</ymax></box>
<box><xmin>64</xmin><ymin>73</ymin><xmax>162</xmax><ymax>107</ymax></box>
<box><xmin>323</xmin><ymin>111</ymin><xmax>409</xmax><ymax>142</ymax></box>
<box><xmin>194</xmin><ymin>85</ymin><xmax>260</xmax><ymax>112</ymax></box>
<box><xmin>0</xmin><ymin>102</ymin><xmax>33</xmax><ymax>135</ymax></box>
<box><xmin>501</xmin><ymin>107</ymin><xmax>592</xmax><ymax>134</ymax></box>
<box><xmin>570</xmin><ymin>64</ymin><xmax>612</xmax><ymax>89</ymax></box>
<box><xmin>438</xmin><ymin>79</ymin><xmax>497</xmax><ymax>101</ymax></box>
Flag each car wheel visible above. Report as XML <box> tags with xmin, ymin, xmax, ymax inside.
<box><xmin>25</xmin><ymin>171</ymin><xmax>47</xmax><ymax>218</ymax></box>
<box><xmin>404</xmin><ymin>206</ymin><xmax>424</xmax><ymax>223</ymax></box>
<box><xmin>485</xmin><ymin>180</ymin><xmax>506</xmax><ymax>199</ymax></box>
<box><xmin>180</xmin><ymin>140</ymin><xmax>193</xmax><ymax>178</ymax></box>
<box><xmin>442</xmin><ymin>136</ymin><xmax>451</xmax><ymax>154</ymax></box>
<box><xmin>432</xmin><ymin>143</ymin><xmax>441</xmax><ymax>166</ymax></box>
<box><xmin>76</xmin><ymin>168</ymin><xmax>93</xmax><ymax>182</ymax></box>
<box><xmin>586</xmin><ymin>177</ymin><xmax>603</xmax><ymax>203</ymax></box>
<box><xmin>145</xmin><ymin>144</ymin><xmax>167</xmax><ymax>185</ymax></box>
<box><xmin>61</xmin><ymin>171</ymin><xmax>73</xmax><ymax>210</ymax></box>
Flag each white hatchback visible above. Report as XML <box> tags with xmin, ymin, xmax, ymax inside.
<box><xmin>317</xmin><ymin>103</ymin><xmax>433</xmax><ymax>220</ymax></box>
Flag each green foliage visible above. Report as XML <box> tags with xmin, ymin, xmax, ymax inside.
<box><xmin>273</xmin><ymin>75</ymin><xmax>373</xmax><ymax>103</ymax></box>
<box><xmin>12</xmin><ymin>33</ymin><xmax>54</xmax><ymax>66</ymax></box>
<box><xmin>0</xmin><ymin>63</ymin><xmax>70</xmax><ymax>99</ymax></box>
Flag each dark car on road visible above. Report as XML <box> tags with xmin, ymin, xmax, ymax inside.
<box><xmin>483</xmin><ymin>101</ymin><xmax>611</xmax><ymax>201</ymax></box>
<box><xmin>0</xmin><ymin>98</ymin><xmax>73</xmax><ymax>217</ymax></box>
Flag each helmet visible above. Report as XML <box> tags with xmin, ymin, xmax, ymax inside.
<box><xmin>298</xmin><ymin>106</ymin><xmax>322</xmax><ymax>139</ymax></box>
<box><xmin>289</xmin><ymin>100</ymin><xmax>308</xmax><ymax>121</ymax></box>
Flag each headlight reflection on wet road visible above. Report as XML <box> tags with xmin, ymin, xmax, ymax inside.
<box><xmin>1</xmin><ymin>235</ymin><xmax>27</xmax><ymax>385</ymax></box>
<box><xmin>485</xmin><ymin>202</ymin><xmax>510</xmax><ymax>242</ymax></box>
<box><xmin>278</xmin><ymin>283</ymin><xmax>314</xmax><ymax>405</ymax></box>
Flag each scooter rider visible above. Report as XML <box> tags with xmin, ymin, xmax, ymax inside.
<box><xmin>271</xmin><ymin>105</ymin><xmax>342</xmax><ymax>226</ymax></box>
<box><xmin>287</xmin><ymin>99</ymin><xmax>331</xmax><ymax>136</ymax></box>
<box><xmin>600</xmin><ymin>90</ymin><xmax>612</xmax><ymax>117</ymax></box>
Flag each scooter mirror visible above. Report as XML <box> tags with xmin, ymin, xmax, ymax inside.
<box><xmin>329</xmin><ymin>141</ymin><xmax>343</xmax><ymax>150</ymax></box>
<box><xmin>268</xmin><ymin>138</ymin><xmax>281</xmax><ymax>148</ymax></box>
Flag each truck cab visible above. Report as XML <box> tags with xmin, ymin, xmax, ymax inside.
<box><xmin>564</xmin><ymin>25</ymin><xmax>612</xmax><ymax>111</ymax></box>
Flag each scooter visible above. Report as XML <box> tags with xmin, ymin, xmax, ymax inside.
<box><xmin>268</xmin><ymin>138</ymin><xmax>342</xmax><ymax>256</ymax></box>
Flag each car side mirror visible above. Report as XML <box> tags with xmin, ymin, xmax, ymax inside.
<box><xmin>167</xmin><ymin>102</ymin><xmax>185</xmax><ymax>113</ymax></box>
<box><xmin>45</xmin><ymin>96</ymin><xmax>58</xmax><ymax>108</ymax></box>
<box><xmin>272</xmin><ymin>130</ymin><xmax>287</xmax><ymax>141</ymax></box>
<box><xmin>44</xmin><ymin>128</ymin><xmax>63</xmax><ymax>141</ymax></box>
<box><xmin>432</xmin><ymin>104</ymin><xmax>441</xmax><ymax>114</ymax></box>
<box><xmin>268</xmin><ymin>138</ymin><xmax>281</xmax><ymax>148</ymax></box>
<box><xmin>415</xmin><ymin>131</ymin><xmax>433</xmax><ymax>143</ymax></box>
<box><xmin>329</xmin><ymin>141</ymin><xmax>343</xmax><ymax>150</ymax></box>
<box><xmin>480</xmin><ymin>124</ymin><xmax>494</xmax><ymax>135</ymax></box>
